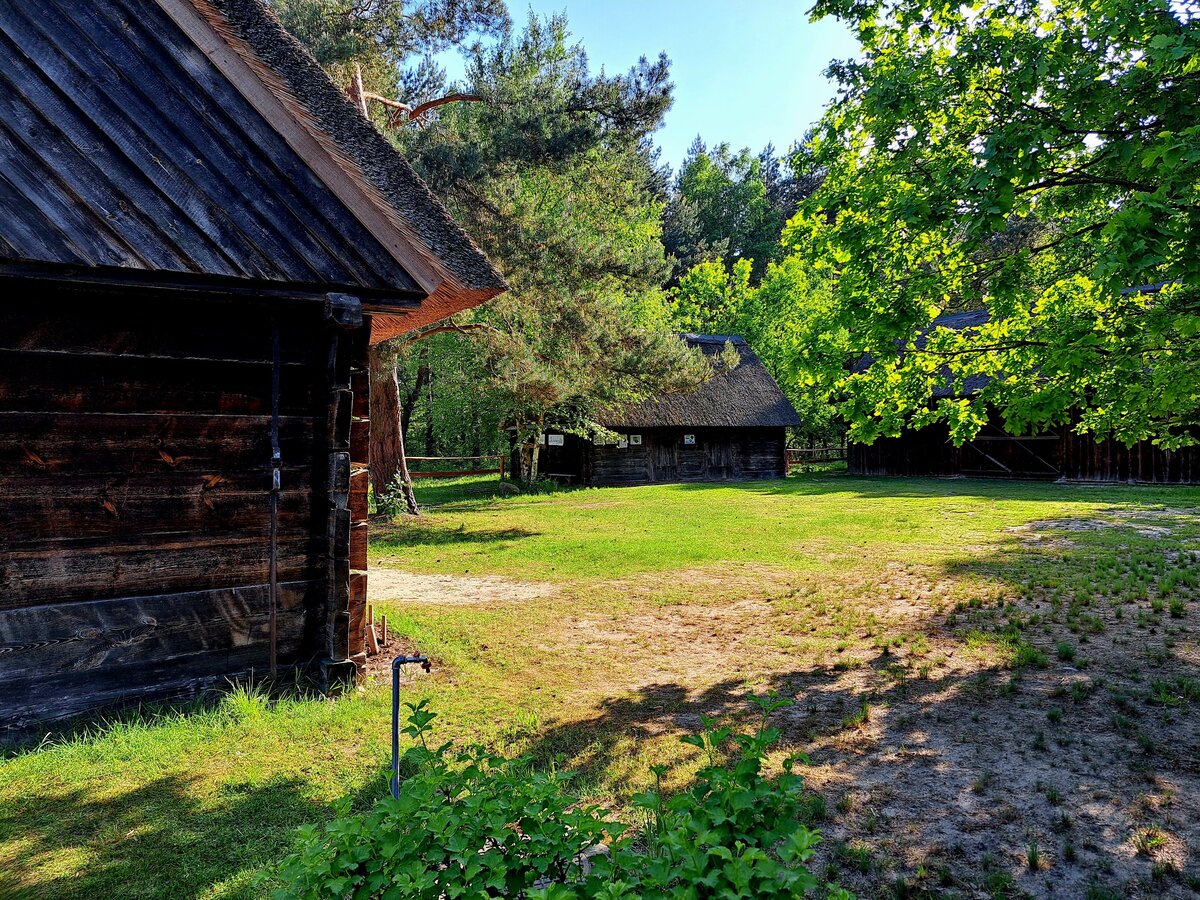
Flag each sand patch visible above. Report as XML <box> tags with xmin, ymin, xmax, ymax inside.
<box><xmin>369</xmin><ymin>567</ymin><xmax>557</xmax><ymax>604</ymax></box>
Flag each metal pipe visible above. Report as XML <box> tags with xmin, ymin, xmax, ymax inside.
<box><xmin>391</xmin><ymin>654</ymin><xmax>431</xmax><ymax>799</ymax></box>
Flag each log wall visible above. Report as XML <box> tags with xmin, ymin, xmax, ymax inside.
<box><xmin>849</xmin><ymin>418</ymin><xmax>1200</xmax><ymax>484</ymax></box>
<box><xmin>0</xmin><ymin>288</ymin><xmax>368</xmax><ymax>729</ymax></box>
<box><xmin>586</xmin><ymin>427</ymin><xmax>787</xmax><ymax>487</ymax></box>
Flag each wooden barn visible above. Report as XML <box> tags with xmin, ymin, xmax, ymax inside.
<box><xmin>0</xmin><ymin>0</ymin><xmax>504</xmax><ymax>730</ymax></box>
<box><xmin>848</xmin><ymin>310</ymin><xmax>1200</xmax><ymax>483</ymax></box>
<box><xmin>534</xmin><ymin>335</ymin><xmax>801</xmax><ymax>486</ymax></box>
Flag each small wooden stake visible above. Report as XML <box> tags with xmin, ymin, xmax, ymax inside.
<box><xmin>366</xmin><ymin>621</ymin><xmax>380</xmax><ymax>655</ymax></box>
<box><xmin>380</xmin><ymin>614</ymin><xmax>388</xmax><ymax>647</ymax></box>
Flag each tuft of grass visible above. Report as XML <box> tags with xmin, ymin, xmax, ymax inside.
<box><xmin>1151</xmin><ymin>860</ymin><xmax>1178</xmax><ymax>881</ymax></box>
<box><xmin>834</xmin><ymin>841</ymin><xmax>875</xmax><ymax>874</ymax></box>
<box><xmin>1026</xmin><ymin>841</ymin><xmax>1042</xmax><ymax>870</ymax></box>
<box><xmin>842</xmin><ymin>699</ymin><xmax>872</xmax><ymax>730</ymax></box>
<box><xmin>1013</xmin><ymin>643</ymin><xmax>1050</xmax><ymax>670</ymax></box>
<box><xmin>1134</xmin><ymin>827</ymin><xmax>1167</xmax><ymax>857</ymax></box>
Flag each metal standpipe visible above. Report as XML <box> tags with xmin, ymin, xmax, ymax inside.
<box><xmin>391</xmin><ymin>654</ymin><xmax>431</xmax><ymax>799</ymax></box>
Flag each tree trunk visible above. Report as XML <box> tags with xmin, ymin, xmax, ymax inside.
<box><xmin>395</xmin><ymin>414</ymin><xmax>420</xmax><ymax>516</ymax></box>
<box><xmin>369</xmin><ymin>344</ymin><xmax>419</xmax><ymax>515</ymax></box>
<box><xmin>423</xmin><ymin>362</ymin><xmax>435</xmax><ymax>456</ymax></box>
<box><xmin>528</xmin><ymin>415</ymin><xmax>544</xmax><ymax>484</ymax></box>
<box><xmin>400</xmin><ymin>346</ymin><xmax>430</xmax><ymax>442</ymax></box>
<box><xmin>530</xmin><ymin>440</ymin><xmax>541</xmax><ymax>484</ymax></box>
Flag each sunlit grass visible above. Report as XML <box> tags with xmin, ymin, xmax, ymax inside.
<box><xmin>3</xmin><ymin>473</ymin><xmax>1198</xmax><ymax>898</ymax></box>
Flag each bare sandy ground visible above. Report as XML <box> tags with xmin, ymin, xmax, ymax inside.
<box><xmin>368</xmin><ymin>567</ymin><xmax>557</xmax><ymax>604</ymax></box>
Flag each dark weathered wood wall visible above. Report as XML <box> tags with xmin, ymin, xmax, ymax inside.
<box><xmin>586</xmin><ymin>427</ymin><xmax>787</xmax><ymax>487</ymax></box>
<box><xmin>1059</xmin><ymin>430</ymin><xmax>1200</xmax><ymax>484</ymax></box>
<box><xmin>849</xmin><ymin>419</ymin><xmax>1200</xmax><ymax>484</ymax></box>
<box><xmin>0</xmin><ymin>288</ymin><xmax>369</xmax><ymax>729</ymax></box>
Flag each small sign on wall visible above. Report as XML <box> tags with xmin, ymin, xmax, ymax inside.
<box><xmin>617</xmin><ymin>436</ymin><xmax>629</xmax><ymax>449</ymax></box>
<box><xmin>547</xmin><ymin>434</ymin><xmax>564</xmax><ymax>446</ymax></box>
<box><xmin>683</xmin><ymin>434</ymin><xmax>696</xmax><ymax>445</ymax></box>
<box><xmin>630</xmin><ymin>434</ymin><xmax>643</xmax><ymax>446</ymax></box>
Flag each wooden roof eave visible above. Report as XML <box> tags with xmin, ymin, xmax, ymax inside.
<box><xmin>157</xmin><ymin>0</ymin><xmax>504</xmax><ymax>342</ymax></box>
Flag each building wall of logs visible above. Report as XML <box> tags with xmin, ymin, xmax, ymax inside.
<box><xmin>0</xmin><ymin>286</ymin><xmax>372</xmax><ymax>730</ymax></box>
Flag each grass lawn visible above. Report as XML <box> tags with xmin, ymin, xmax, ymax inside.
<box><xmin>3</xmin><ymin>473</ymin><xmax>1199</xmax><ymax>898</ymax></box>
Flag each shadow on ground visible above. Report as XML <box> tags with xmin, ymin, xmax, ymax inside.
<box><xmin>369</xmin><ymin>521</ymin><xmax>538</xmax><ymax>549</ymax></box>
<box><xmin>518</xmin><ymin>511</ymin><xmax>1200</xmax><ymax>898</ymax></box>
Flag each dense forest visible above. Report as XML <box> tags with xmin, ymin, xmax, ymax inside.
<box><xmin>276</xmin><ymin>0</ymin><xmax>1199</xmax><ymax>495</ymax></box>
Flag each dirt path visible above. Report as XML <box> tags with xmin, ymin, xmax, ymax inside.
<box><xmin>368</xmin><ymin>566</ymin><xmax>557</xmax><ymax>604</ymax></box>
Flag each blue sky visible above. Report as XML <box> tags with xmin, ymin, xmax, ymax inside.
<box><xmin>442</xmin><ymin>1</ymin><xmax>860</xmax><ymax>171</ymax></box>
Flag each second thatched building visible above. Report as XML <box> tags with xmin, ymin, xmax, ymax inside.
<box><xmin>534</xmin><ymin>335</ymin><xmax>801</xmax><ymax>486</ymax></box>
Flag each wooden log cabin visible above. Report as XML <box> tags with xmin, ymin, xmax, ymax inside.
<box><xmin>533</xmin><ymin>335</ymin><xmax>802</xmax><ymax>486</ymax></box>
<box><xmin>0</xmin><ymin>0</ymin><xmax>504</xmax><ymax>731</ymax></box>
<box><xmin>848</xmin><ymin>310</ymin><xmax>1200</xmax><ymax>483</ymax></box>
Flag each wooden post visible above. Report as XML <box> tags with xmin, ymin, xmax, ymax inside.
<box><xmin>319</xmin><ymin>293</ymin><xmax>367</xmax><ymax>688</ymax></box>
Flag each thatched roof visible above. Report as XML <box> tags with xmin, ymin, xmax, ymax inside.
<box><xmin>602</xmin><ymin>335</ymin><xmax>802</xmax><ymax>429</ymax></box>
<box><xmin>0</xmin><ymin>0</ymin><xmax>504</xmax><ymax>340</ymax></box>
<box><xmin>202</xmin><ymin>0</ymin><xmax>506</xmax><ymax>337</ymax></box>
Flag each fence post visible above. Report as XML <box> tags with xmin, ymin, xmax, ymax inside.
<box><xmin>498</xmin><ymin>454</ymin><xmax>505</xmax><ymax>480</ymax></box>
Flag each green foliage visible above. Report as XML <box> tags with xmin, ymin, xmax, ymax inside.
<box><xmin>393</xmin><ymin>15</ymin><xmax>713</xmax><ymax>479</ymax></box>
<box><xmin>272</xmin><ymin>697</ymin><xmax>851</xmax><ymax>899</ymax></box>
<box><xmin>273</xmin><ymin>0</ymin><xmax>506</xmax><ymax>98</ymax></box>
<box><xmin>790</xmin><ymin>0</ymin><xmax>1200</xmax><ymax>449</ymax></box>
<box><xmin>273</xmin><ymin>698</ymin><xmax>614</xmax><ymax>899</ymax></box>
<box><xmin>671</xmin><ymin>258</ymin><xmax>756</xmax><ymax>337</ymax></box>
<box><xmin>281</xmin><ymin>8</ymin><xmax>713</xmax><ymax>481</ymax></box>
<box><xmin>669</xmin><ymin>254</ymin><xmax>846</xmax><ymax>443</ymax></box>
<box><xmin>664</xmin><ymin>141</ymin><xmax>803</xmax><ymax>282</ymax></box>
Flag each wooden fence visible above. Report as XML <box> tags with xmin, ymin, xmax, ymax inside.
<box><xmin>406</xmin><ymin>455</ymin><xmax>506</xmax><ymax>479</ymax></box>
<box><xmin>786</xmin><ymin>441</ymin><xmax>848</xmax><ymax>468</ymax></box>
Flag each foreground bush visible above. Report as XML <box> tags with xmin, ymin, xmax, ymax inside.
<box><xmin>274</xmin><ymin>696</ymin><xmax>852</xmax><ymax>899</ymax></box>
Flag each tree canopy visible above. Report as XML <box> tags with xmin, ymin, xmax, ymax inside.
<box><xmin>663</xmin><ymin>140</ymin><xmax>817</xmax><ymax>283</ymax></box>
<box><xmin>788</xmin><ymin>0</ymin><xmax>1200</xmax><ymax>448</ymax></box>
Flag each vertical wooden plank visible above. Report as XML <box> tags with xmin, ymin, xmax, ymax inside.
<box><xmin>349</xmin><ymin>522</ymin><xmax>368</xmax><ymax>571</ymax></box>
<box><xmin>349</xmin><ymin>468</ymin><xmax>369</xmax><ymax>522</ymax></box>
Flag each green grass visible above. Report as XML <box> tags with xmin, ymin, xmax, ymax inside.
<box><xmin>372</xmin><ymin>474</ymin><xmax>1197</xmax><ymax>582</ymax></box>
<box><xmin>2</xmin><ymin>473</ymin><xmax>1198</xmax><ymax>898</ymax></box>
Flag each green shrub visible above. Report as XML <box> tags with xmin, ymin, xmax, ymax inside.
<box><xmin>272</xmin><ymin>696</ymin><xmax>852</xmax><ymax>899</ymax></box>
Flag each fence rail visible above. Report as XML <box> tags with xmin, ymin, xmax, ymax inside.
<box><xmin>405</xmin><ymin>455</ymin><xmax>506</xmax><ymax>479</ymax></box>
<box><xmin>787</xmin><ymin>444</ymin><xmax>848</xmax><ymax>466</ymax></box>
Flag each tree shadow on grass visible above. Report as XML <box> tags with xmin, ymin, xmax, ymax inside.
<box><xmin>518</xmin><ymin>514</ymin><xmax>1200</xmax><ymax>897</ymax></box>
<box><xmin>667</xmin><ymin>472</ymin><xmax>1200</xmax><ymax>506</ymax></box>
<box><xmin>369</xmin><ymin>520</ymin><xmax>538</xmax><ymax>549</ymax></box>
<box><xmin>0</xmin><ymin>772</ymin><xmax>327</xmax><ymax>900</ymax></box>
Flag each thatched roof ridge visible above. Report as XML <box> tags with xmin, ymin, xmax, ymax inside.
<box><xmin>602</xmin><ymin>335</ymin><xmax>802</xmax><ymax>429</ymax></box>
<box><xmin>193</xmin><ymin>0</ymin><xmax>505</xmax><ymax>337</ymax></box>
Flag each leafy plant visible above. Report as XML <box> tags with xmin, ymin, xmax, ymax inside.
<box><xmin>1134</xmin><ymin>826</ymin><xmax>1167</xmax><ymax>857</ymax></box>
<box><xmin>273</xmin><ymin>699</ymin><xmax>615</xmax><ymax>899</ymax></box>
<box><xmin>272</xmin><ymin>696</ymin><xmax>852</xmax><ymax>899</ymax></box>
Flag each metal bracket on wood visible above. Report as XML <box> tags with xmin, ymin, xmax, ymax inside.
<box><xmin>324</xmin><ymin>292</ymin><xmax>363</xmax><ymax>329</ymax></box>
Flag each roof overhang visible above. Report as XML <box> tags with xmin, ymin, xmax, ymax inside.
<box><xmin>157</xmin><ymin>0</ymin><xmax>505</xmax><ymax>342</ymax></box>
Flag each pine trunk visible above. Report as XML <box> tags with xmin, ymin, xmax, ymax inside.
<box><xmin>368</xmin><ymin>345</ymin><xmax>419</xmax><ymax>515</ymax></box>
